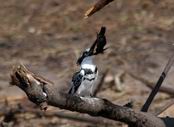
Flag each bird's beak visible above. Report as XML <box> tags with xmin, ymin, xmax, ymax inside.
<box><xmin>76</xmin><ymin>56</ymin><xmax>83</xmax><ymax>65</ymax></box>
<box><xmin>89</xmin><ymin>40</ymin><xmax>97</xmax><ymax>55</ymax></box>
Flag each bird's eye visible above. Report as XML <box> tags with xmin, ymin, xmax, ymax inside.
<box><xmin>83</xmin><ymin>52</ymin><xmax>88</xmax><ymax>56</ymax></box>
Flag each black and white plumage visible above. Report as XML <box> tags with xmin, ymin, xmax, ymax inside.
<box><xmin>95</xmin><ymin>26</ymin><xmax>107</xmax><ymax>54</ymax></box>
<box><xmin>68</xmin><ymin>26</ymin><xmax>107</xmax><ymax>97</ymax></box>
<box><xmin>68</xmin><ymin>71</ymin><xmax>84</xmax><ymax>95</ymax></box>
<box><xmin>68</xmin><ymin>55</ymin><xmax>98</xmax><ymax>96</ymax></box>
<box><xmin>76</xmin><ymin>26</ymin><xmax>107</xmax><ymax>65</ymax></box>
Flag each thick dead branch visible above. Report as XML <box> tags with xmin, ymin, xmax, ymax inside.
<box><xmin>10</xmin><ymin>64</ymin><xmax>173</xmax><ymax>127</ymax></box>
<box><xmin>85</xmin><ymin>0</ymin><xmax>114</xmax><ymax>18</ymax></box>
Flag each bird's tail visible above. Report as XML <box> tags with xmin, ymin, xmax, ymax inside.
<box><xmin>99</xmin><ymin>26</ymin><xmax>106</xmax><ymax>36</ymax></box>
<box><xmin>83</xmin><ymin>26</ymin><xmax>107</xmax><ymax>57</ymax></box>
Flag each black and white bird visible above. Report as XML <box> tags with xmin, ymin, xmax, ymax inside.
<box><xmin>68</xmin><ymin>26</ymin><xmax>107</xmax><ymax>97</ymax></box>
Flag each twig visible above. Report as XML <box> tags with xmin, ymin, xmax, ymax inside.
<box><xmin>0</xmin><ymin>103</ymin><xmax>116</xmax><ymax>126</ymax></box>
<box><xmin>43</xmin><ymin>112</ymin><xmax>116</xmax><ymax>125</ymax></box>
<box><xmin>128</xmin><ymin>72</ymin><xmax>174</xmax><ymax>96</ymax></box>
<box><xmin>154</xmin><ymin>99</ymin><xmax>174</xmax><ymax>116</ymax></box>
<box><xmin>141</xmin><ymin>55</ymin><xmax>174</xmax><ymax>112</ymax></box>
<box><xmin>85</xmin><ymin>0</ymin><xmax>114</xmax><ymax>18</ymax></box>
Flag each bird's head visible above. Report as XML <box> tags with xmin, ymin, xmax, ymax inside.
<box><xmin>76</xmin><ymin>26</ymin><xmax>107</xmax><ymax>65</ymax></box>
<box><xmin>77</xmin><ymin>48</ymin><xmax>93</xmax><ymax>65</ymax></box>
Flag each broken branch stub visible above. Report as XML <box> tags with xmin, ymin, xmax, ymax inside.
<box><xmin>85</xmin><ymin>0</ymin><xmax>114</xmax><ymax>18</ymax></box>
<box><xmin>10</xmin><ymin>65</ymin><xmax>48</xmax><ymax>110</ymax></box>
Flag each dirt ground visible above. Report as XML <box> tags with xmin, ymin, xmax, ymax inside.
<box><xmin>1</xmin><ymin>0</ymin><xmax>174</xmax><ymax>127</ymax></box>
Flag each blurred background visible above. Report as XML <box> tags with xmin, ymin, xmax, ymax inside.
<box><xmin>1</xmin><ymin>0</ymin><xmax>174</xmax><ymax>127</ymax></box>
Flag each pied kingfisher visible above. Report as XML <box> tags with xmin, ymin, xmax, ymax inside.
<box><xmin>68</xmin><ymin>26</ymin><xmax>107</xmax><ymax>97</ymax></box>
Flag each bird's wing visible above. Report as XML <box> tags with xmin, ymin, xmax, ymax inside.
<box><xmin>68</xmin><ymin>72</ymin><xmax>83</xmax><ymax>95</ymax></box>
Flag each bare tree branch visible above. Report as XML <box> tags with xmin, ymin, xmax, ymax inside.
<box><xmin>10</xmin><ymin>64</ymin><xmax>173</xmax><ymax>127</ymax></box>
<box><xmin>155</xmin><ymin>99</ymin><xmax>174</xmax><ymax>116</ymax></box>
<box><xmin>141</xmin><ymin>55</ymin><xmax>174</xmax><ymax>112</ymax></box>
<box><xmin>85</xmin><ymin>0</ymin><xmax>114</xmax><ymax>18</ymax></box>
<box><xmin>128</xmin><ymin>72</ymin><xmax>174</xmax><ymax>96</ymax></box>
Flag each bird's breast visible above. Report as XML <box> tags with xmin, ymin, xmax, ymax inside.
<box><xmin>81</xmin><ymin>64</ymin><xmax>96</xmax><ymax>72</ymax></box>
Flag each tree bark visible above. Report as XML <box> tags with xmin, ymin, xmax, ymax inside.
<box><xmin>85</xmin><ymin>0</ymin><xmax>114</xmax><ymax>18</ymax></box>
<box><xmin>10</xmin><ymin>64</ymin><xmax>173</xmax><ymax>127</ymax></box>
